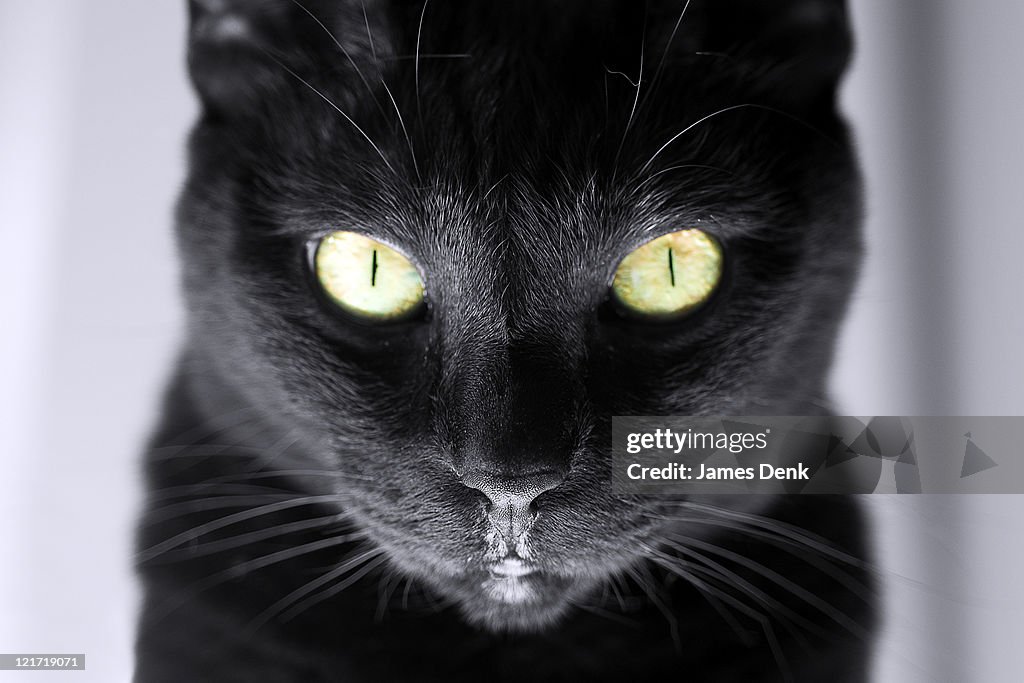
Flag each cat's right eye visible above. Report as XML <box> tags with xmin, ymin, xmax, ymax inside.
<box><xmin>314</xmin><ymin>231</ymin><xmax>425</xmax><ymax>322</ymax></box>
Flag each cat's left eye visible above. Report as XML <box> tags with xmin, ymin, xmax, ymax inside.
<box><xmin>314</xmin><ymin>231</ymin><xmax>425</xmax><ymax>322</ymax></box>
<box><xmin>611</xmin><ymin>228</ymin><xmax>723</xmax><ymax>320</ymax></box>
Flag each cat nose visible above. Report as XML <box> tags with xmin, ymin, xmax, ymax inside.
<box><xmin>461</xmin><ymin>469</ymin><xmax>565</xmax><ymax>539</ymax></box>
<box><xmin>462</xmin><ymin>470</ymin><xmax>564</xmax><ymax>510</ymax></box>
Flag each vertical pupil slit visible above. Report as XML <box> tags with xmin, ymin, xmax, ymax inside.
<box><xmin>667</xmin><ymin>247</ymin><xmax>675</xmax><ymax>287</ymax></box>
<box><xmin>371</xmin><ymin>249</ymin><xmax>379</xmax><ymax>287</ymax></box>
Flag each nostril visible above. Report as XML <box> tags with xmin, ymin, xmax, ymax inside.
<box><xmin>526</xmin><ymin>497</ymin><xmax>545</xmax><ymax>516</ymax></box>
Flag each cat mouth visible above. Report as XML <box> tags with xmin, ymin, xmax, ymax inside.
<box><xmin>490</xmin><ymin>557</ymin><xmax>535</xmax><ymax>578</ymax></box>
<box><xmin>472</xmin><ymin>558</ymin><xmax>581</xmax><ymax>613</ymax></box>
<box><xmin>453</xmin><ymin>563</ymin><xmax>582</xmax><ymax>630</ymax></box>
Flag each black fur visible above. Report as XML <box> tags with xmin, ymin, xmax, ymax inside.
<box><xmin>136</xmin><ymin>1</ymin><xmax>874</xmax><ymax>680</ymax></box>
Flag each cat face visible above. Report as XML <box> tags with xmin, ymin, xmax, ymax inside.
<box><xmin>179</xmin><ymin>0</ymin><xmax>859</xmax><ymax>630</ymax></box>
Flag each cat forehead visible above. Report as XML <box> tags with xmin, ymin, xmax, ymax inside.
<box><xmin>275</xmin><ymin>177</ymin><xmax>768</xmax><ymax>258</ymax></box>
<box><xmin>190</xmin><ymin>0</ymin><xmax>852</xmax><ymax>126</ymax></box>
<box><xmin>197</xmin><ymin>0</ymin><xmax>848</xmax><ymax>250</ymax></box>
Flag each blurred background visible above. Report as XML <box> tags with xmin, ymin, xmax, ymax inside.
<box><xmin>1</xmin><ymin>1</ymin><xmax>1021</xmax><ymax>681</ymax></box>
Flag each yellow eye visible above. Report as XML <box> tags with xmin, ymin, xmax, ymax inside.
<box><xmin>611</xmin><ymin>229</ymin><xmax>722</xmax><ymax>319</ymax></box>
<box><xmin>314</xmin><ymin>231</ymin><xmax>425</xmax><ymax>321</ymax></box>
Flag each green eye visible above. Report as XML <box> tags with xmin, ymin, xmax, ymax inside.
<box><xmin>611</xmin><ymin>229</ymin><xmax>722</xmax><ymax>319</ymax></box>
<box><xmin>314</xmin><ymin>231</ymin><xmax>425</xmax><ymax>321</ymax></box>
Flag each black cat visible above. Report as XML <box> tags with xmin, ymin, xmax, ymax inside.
<box><xmin>136</xmin><ymin>1</ymin><xmax>875</xmax><ymax>680</ymax></box>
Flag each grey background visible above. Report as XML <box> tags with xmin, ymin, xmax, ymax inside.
<box><xmin>1</xmin><ymin>1</ymin><xmax>1022</xmax><ymax>681</ymax></box>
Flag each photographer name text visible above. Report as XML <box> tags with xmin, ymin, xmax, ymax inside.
<box><xmin>626</xmin><ymin>462</ymin><xmax>809</xmax><ymax>481</ymax></box>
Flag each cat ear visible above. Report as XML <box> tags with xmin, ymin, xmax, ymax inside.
<box><xmin>187</xmin><ymin>0</ymin><xmax>293</xmax><ymax>113</ymax></box>
<box><xmin>186</xmin><ymin>0</ymin><xmax>389</xmax><ymax>115</ymax></box>
<box><xmin>674</xmin><ymin>0</ymin><xmax>853</xmax><ymax>106</ymax></box>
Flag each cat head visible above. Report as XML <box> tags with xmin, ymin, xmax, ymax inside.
<box><xmin>178</xmin><ymin>0</ymin><xmax>860</xmax><ymax>630</ymax></box>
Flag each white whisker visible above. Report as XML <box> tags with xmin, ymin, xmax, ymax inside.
<box><xmin>138</xmin><ymin>495</ymin><xmax>345</xmax><ymax>561</ymax></box>
<box><xmin>639</xmin><ymin>103</ymin><xmax>758</xmax><ymax>174</ymax></box>
<box><xmin>247</xmin><ymin>547</ymin><xmax>386</xmax><ymax>630</ymax></box>
<box><xmin>414</xmin><ymin>0</ymin><xmax>431</xmax><ymax>119</ymax></box>
<box><xmin>153</xmin><ymin>514</ymin><xmax>343</xmax><ymax>561</ymax></box>
<box><xmin>283</xmin><ymin>553</ymin><xmax>388</xmax><ymax>620</ymax></box>
<box><xmin>264</xmin><ymin>53</ymin><xmax>395</xmax><ymax>173</ymax></box>
<box><xmin>146</xmin><ymin>532</ymin><xmax>369</xmax><ymax>623</ymax></box>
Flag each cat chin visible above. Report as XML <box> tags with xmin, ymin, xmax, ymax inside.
<box><xmin>427</xmin><ymin>565</ymin><xmax>601</xmax><ymax>633</ymax></box>
<box><xmin>459</xmin><ymin>599</ymin><xmax>573</xmax><ymax>634</ymax></box>
<box><xmin>455</xmin><ymin>575</ymin><xmax>581</xmax><ymax>633</ymax></box>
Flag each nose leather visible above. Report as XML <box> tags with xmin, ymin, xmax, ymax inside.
<box><xmin>461</xmin><ymin>469</ymin><xmax>564</xmax><ymax>541</ymax></box>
